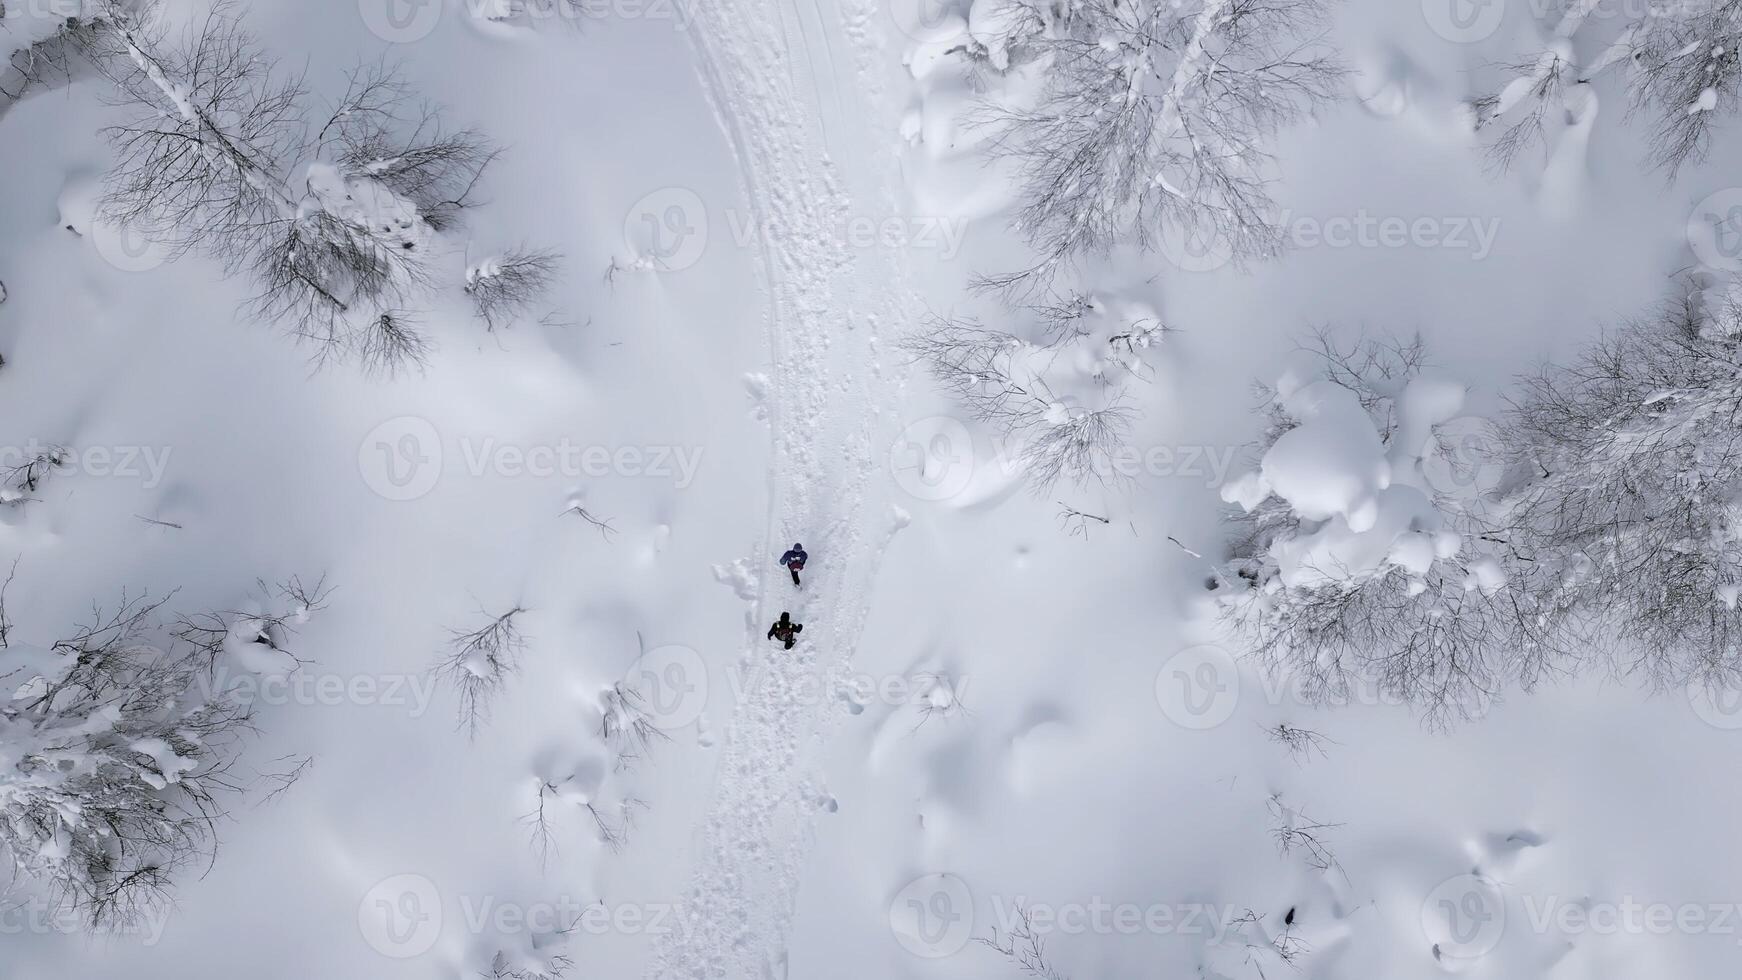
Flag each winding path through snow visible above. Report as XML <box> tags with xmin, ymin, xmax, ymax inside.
<box><xmin>647</xmin><ymin>0</ymin><xmax>914</xmax><ymax>976</ymax></box>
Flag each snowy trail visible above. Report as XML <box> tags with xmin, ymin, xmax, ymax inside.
<box><xmin>648</xmin><ymin>0</ymin><xmax>911</xmax><ymax>977</ymax></box>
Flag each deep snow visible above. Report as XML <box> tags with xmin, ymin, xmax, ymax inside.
<box><xmin>3</xmin><ymin>0</ymin><xmax>1742</xmax><ymax>978</ymax></box>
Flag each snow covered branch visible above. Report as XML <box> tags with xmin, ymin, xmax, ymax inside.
<box><xmin>1217</xmin><ymin>333</ymin><xmax>1558</xmax><ymax>727</ymax></box>
<box><xmin>434</xmin><ymin>605</ymin><xmax>528</xmax><ymax>738</ymax></box>
<box><xmin>1498</xmin><ymin>279</ymin><xmax>1742</xmax><ymax>691</ymax></box>
<box><xmin>81</xmin><ymin>1</ymin><xmax>499</xmax><ymax>366</ymax></box>
<box><xmin>904</xmin><ymin>296</ymin><xmax>1164</xmax><ymax>493</ymax></box>
<box><xmin>0</xmin><ymin>583</ymin><xmax>315</xmax><ymax>927</ymax></box>
<box><xmin>971</xmin><ymin>0</ymin><xmax>1342</xmax><ymax>292</ymax></box>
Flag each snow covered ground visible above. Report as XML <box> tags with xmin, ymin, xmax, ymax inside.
<box><xmin>4</xmin><ymin>0</ymin><xmax>1742</xmax><ymax>978</ymax></box>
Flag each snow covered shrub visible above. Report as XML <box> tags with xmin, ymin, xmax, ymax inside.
<box><xmin>0</xmin><ymin>445</ymin><xmax>68</xmax><ymax>506</ymax></box>
<box><xmin>1498</xmin><ymin>281</ymin><xmax>1742</xmax><ymax>691</ymax></box>
<box><xmin>0</xmin><ymin>592</ymin><xmax>260</xmax><ymax>927</ymax></box>
<box><xmin>904</xmin><ymin>294</ymin><xmax>1165</xmax><ymax>491</ymax></box>
<box><xmin>80</xmin><ymin>1</ymin><xmax>496</xmax><ymax>366</ymax></box>
<box><xmin>1217</xmin><ymin>335</ymin><xmax>1553</xmax><ymax>726</ymax></box>
<box><xmin>1472</xmin><ymin>0</ymin><xmax>1742</xmax><ymax>175</ymax></box>
<box><xmin>0</xmin><ymin>2</ymin><xmax>121</xmax><ymax>111</ymax></box>
<box><xmin>472</xmin><ymin>927</ymin><xmax>576</xmax><ymax>980</ymax></box>
<box><xmin>1627</xmin><ymin>0</ymin><xmax>1742</xmax><ymax>172</ymax></box>
<box><xmin>968</xmin><ymin>0</ymin><xmax>1343</xmax><ymax>291</ymax></box>
<box><xmin>466</xmin><ymin>248</ymin><xmax>560</xmax><ymax>331</ymax></box>
<box><xmin>433</xmin><ymin>605</ymin><xmax>527</xmax><ymax>738</ymax></box>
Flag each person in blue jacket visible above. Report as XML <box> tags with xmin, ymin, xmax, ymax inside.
<box><xmin>779</xmin><ymin>543</ymin><xmax>808</xmax><ymax>586</ymax></box>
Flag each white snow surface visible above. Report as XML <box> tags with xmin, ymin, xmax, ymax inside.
<box><xmin>1</xmin><ymin>0</ymin><xmax>1741</xmax><ymax>978</ymax></box>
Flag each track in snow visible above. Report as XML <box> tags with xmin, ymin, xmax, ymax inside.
<box><xmin>645</xmin><ymin>0</ymin><xmax>914</xmax><ymax>977</ymax></box>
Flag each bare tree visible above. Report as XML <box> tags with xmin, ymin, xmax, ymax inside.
<box><xmin>970</xmin><ymin>0</ymin><xmax>1342</xmax><ymax>293</ymax></box>
<box><xmin>1498</xmin><ymin>280</ymin><xmax>1742</xmax><ymax>693</ymax></box>
<box><xmin>79</xmin><ymin>1</ymin><xmax>495</xmax><ymax>367</ymax></box>
<box><xmin>1267</xmin><ymin>794</ymin><xmax>1341</xmax><ymax>873</ymax></box>
<box><xmin>1</xmin><ymin>445</ymin><xmax>68</xmax><ymax>506</ymax></box>
<box><xmin>1471</xmin><ymin>0</ymin><xmax>1742</xmax><ymax>175</ymax></box>
<box><xmin>172</xmin><ymin>575</ymin><xmax>332</xmax><ymax>670</ymax></box>
<box><xmin>1217</xmin><ymin>332</ymin><xmax>1566</xmax><ymax>729</ymax></box>
<box><xmin>600</xmin><ymin>683</ymin><xmax>670</xmax><ymax>762</ymax></box>
<box><xmin>0</xmin><ymin>5</ymin><xmax>124</xmax><ymax>113</ymax></box>
<box><xmin>354</xmin><ymin>311</ymin><xmax>433</xmax><ymax>377</ymax></box>
<box><xmin>435</xmin><ymin>605</ymin><xmax>529</xmax><ymax>737</ymax></box>
<box><xmin>560</xmin><ymin>501</ymin><xmax>618</xmax><ymax>540</ymax></box>
<box><xmin>466</xmin><ymin>248</ymin><xmax>560</xmax><ymax>331</ymax></box>
<box><xmin>903</xmin><ymin>312</ymin><xmax>1137</xmax><ymax>492</ymax></box>
<box><xmin>0</xmin><ymin>588</ymin><xmax>297</xmax><ymax>927</ymax></box>
<box><xmin>1628</xmin><ymin>0</ymin><xmax>1742</xmax><ymax>174</ymax></box>
<box><xmin>976</xmin><ymin>902</ymin><xmax>1071</xmax><ymax>980</ymax></box>
<box><xmin>1056</xmin><ymin>502</ymin><xmax>1112</xmax><ymax>539</ymax></box>
<box><xmin>1265</xmin><ymin>722</ymin><xmax>1332</xmax><ymax>762</ymax></box>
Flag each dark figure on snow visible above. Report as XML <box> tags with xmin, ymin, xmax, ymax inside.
<box><xmin>779</xmin><ymin>543</ymin><xmax>808</xmax><ymax>587</ymax></box>
<box><xmin>767</xmin><ymin>611</ymin><xmax>803</xmax><ymax>649</ymax></box>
